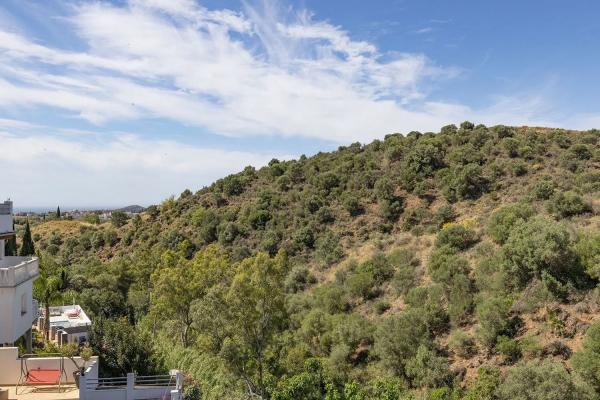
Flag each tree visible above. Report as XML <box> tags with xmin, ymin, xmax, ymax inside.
<box><xmin>33</xmin><ymin>254</ymin><xmax>62</xmax><ymax>340</ymax></box>
<box><xmin>487</xmin><ymin>204</ymin><xmax>534</xmax><ymax>245</ymax></box>
<box><xmin>5</xmin><ymin>222</ymin><xmax>17</xmax><ymax>256</ymax></box>
<box><xmin>56</xmin><ymin>206</ymin><xmax>61</xmax><ymax>219</ymax></box>
<box><xmin>19</xmin><ymin>219</ymin><xmax>35</xmax><ymax>256</ymax></box>
<box><xmin>88</xmin><ymin>317</ymin><xmax>157</xmax><ymax>376</ymax></box>
<box><xmin>502</xmin><ymin>217</ymin><xmax>576</xmax><ymax>288</ymax></box>
<box><xmin>546</xmin><ymin>191</ymin><xmax>592</xmax><ymax>219</ymax></box>
<box><xmin>150</xmin><ymin>245</ymin><xmax>231</xmax><ymax>347</ymax></box>
<box><xmin>219</xmin><ymin>251</ymin><xmax>288</xmax><ymax>399</ymax></box>
<box><xmin>110</xmin><ymin>211</ymin><xmax>129</xmax><ymax>228</ymax></box>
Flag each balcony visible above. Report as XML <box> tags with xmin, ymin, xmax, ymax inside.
<box><xmin>0</xmin><ymin>257</ymin><xmax>39</xmax><ymax>287</ymax></box>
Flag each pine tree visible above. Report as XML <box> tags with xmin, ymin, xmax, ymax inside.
<box><xmin>19</xmin><ymin>220</ymin><xmax>35</xmax><ymax>256</ymax></box>
<box><xmin>56</xmin><ymin>206</ymin><xmax>61</xmax><ymax>219</ymax></box>
<box><xmin>5</xmin><ymin>222</ymin><xmax>17</xmax><ymax>256</ymax></box>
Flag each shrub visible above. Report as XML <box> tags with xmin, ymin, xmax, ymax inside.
<box><xmin>346</xmin><ymin>270</ymin><xmax>377</xmax><ymax>300</ymax></box>
<box><xmin>496</xmin><ymin>335</ymin><xmax>522</xmax><ymax>364</ymax></box>
<box><xmin>374</xmin><ymin>300</ymin><xmax>391</xmax><ymax>315</ymax></box>
<box><xmin>428</xmin><ymin>246</ymin><xmax>470</xmax><ymax>286</ymax></box>
<box><xmin>433</xmin><ymin>205</ymin><xmax>455</xmax><ymax>227</ymax></box>
<box><xmin>531</xmin><ymin>178</ymin><xmax>555</xmax><ymax>200</ymax></box>
<box><xmin>435</xmin><ymin>224</ymin><xmax>478</xmax><ymax>250</ymax></box>
<box><xmin>342</xmin><ymin>194</ymin><xmax>363</xmax><ymax>216</ymax></box>
<box><xmin>391</xmin><ymin>250</ymin><xmax>420</xmax><ymax>296</ymax></box>
<box><xmin>447</xmin><ymin>273</ymin><xmax>474</xmax><ymax>325</ymax></box>
<box><xmin>575</xmin><ymin>232</ymin><xmax>600</xmax><ymax>280</ymax></box>
<box><xmin>546</xmin><ymin>191</ymin><xmax>592</xmax><ymax>219</ymax></box>
<box><xmin>294</xmin><ymin>226</ymin><xmax>316</xmax><ymax>249</ymax></box>
<box><xmin>487</xmin><ymin>204</ymin><xmax>534</xmax><ymax>245</ymax></box>
<box><xmin>448</xmin><ymin>330</ymin><xmax>475</xmax><ymax>358</ymax></box>
<box><xmin>374</xmin><ymin>309</ymin><xmax>430</xmax><ymax>376</ymax></box>
<box><xmin>572</xmin><ymin>321</ymin><xmax>600</xmax><ymax>392</ymax></box>
<box><xmin>405</xmin><ymin>345</ymin><xmax>453</xmax><ymax>389</ymax></box>
<box><xmin>442</xmin><ymin>163</ymin><xmax>489</xmax><ymax>202</ymax></box>
<box><xmin>463</xmin><ymin>367</ymin><xmax>501</xmax><ymax>400</ymax></box>
<box><xmin>502</xmin><ymin>217</ymin><xmax>576</xmax><ymax>289</ymax></box>
<box><xmin>218</xmin><ymin>222</ymin><xmax>239</xmax><ymax>244</ymax></box>
<box><xmin>315</xmin><ymin>232</ymin><xmax>343</xmax><ymax>267</ymax></box>
<box><xmin>496</xmin><ymin>360</ymin><xmax>582</xmax><ymax>400</ymax></box>
<box><xmin>379</xmin><ymin>198</ymin><xmax>404</xmax><ymax>222</ymax></box>
<box><xmin>248</xmin><ymin>209</ymin><xmax>271</xmax><ymax>230</ymax></box>
<box><xmin>405</xmin><ymin>285</ymin><xmax>449</xmax><ymax>335</ymax></box>
<box><xmin>476</xmin><ymin>296</ymin><xmax>511</xmax><ymax>348</ymax></box>
<box><xmin>285</xmin><ymin>266</ymin><xmax>316</xmax><ymax>293</ymax></box>
<box><xmin>315</xmin><ymin>206</ymin><xmax>335</xmax><ymax>224</ymax></box>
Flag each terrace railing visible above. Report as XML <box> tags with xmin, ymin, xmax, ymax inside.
<box><xmin>79</xmin><ymin>371</ymin><xmax>183</xmax><ymax>400</ymax></box>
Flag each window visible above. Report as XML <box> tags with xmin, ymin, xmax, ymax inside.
<box><xmin>21</xmin><ymin>293</ymin><xmax>27</xmax><ymax>315</ymax></box>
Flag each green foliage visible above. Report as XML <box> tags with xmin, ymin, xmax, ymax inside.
<box><xmin>315</xmin><ymin>231</ymin><xmax>343</xmax><ymax>267</ymax></box>
<box><xmin>19</xmin><ymin>219</ymin><xmax>35</xmax><ymax>256</ymax></box>
<box><xmin>496</xmin><ymin>335</ymin><xmax>521</xmax><ymax>363</ymax></box>
<box><xmin>111</xmin><ymin>211</ymin><xmax>129</xmax><ymax>228</ymax></box>
<box><xmin>476</xmin><ymin>296</ymin><xmax>511</xmax><ymax>348</ymax></box>
<box><xmin>448</xmin><ymin>330</ymin><xmax>475</xmax><ymax>358</ymax></box>
<box><xmin>575</xmin><ymin>232</ymin><xmax>600</xmax><ymax>280</ymax></box>
<box><xmin>405</xmin><ymin>345</ymin><xmax>453</xmax><ymax>389</ymax></box>
<box><xmin>531</xmin><ymin>178</ymin><xmax>555</xmax><ymax>200</ymax></box>
<box><xmin>487</xmin><ymin>204</ymin><xmax>534</xmax><ymax>244</ymax></box>
<box><xmin>442</xmin><ymin>163</ymin><xmax>489</xmax><ymax>202</ymax></box>
<box><xmin>546</xmin><ymin>191</ymin><xmax>592</xmax><ymax>219</ymax></box>
<box><xmin>428</xmin><ymin>246</ymin><xmax>470</xmax><ymax>287</ymax></box>
<box><xmin>375</xmin><ymin>310</ymin><xmax>430</xmax><ymax>377</ymax></box>
<box><xmin>463</xmin><ymin>367</ymin><xmax>500</xmax><ymax>400</ymax></box>
<box><xmin>572</xmin><ymin>321</ymin><xmax>600</xmax><ymax>392</ymax></box>
<box><xmin>496</xmin><ymin>360</ymin><xmax>584</xmax><ymax>400</ymax></box>
<box><xmin>89</xmin><ymin>317</ymin><xmax>159</xmax><ymax>376</ymax></box>
<box><xmin>435</xmin><ymin>225</ymin><xmax>478</xmax><ymax>250</ymax></box>
<box><xmin>502</xmin><ymin>217</ymin><xmax>576</xmax><ymax>289</ymax></box>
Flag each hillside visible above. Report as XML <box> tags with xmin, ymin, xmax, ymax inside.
<box><xmin>25</xmin><ymin>123</ymin><xmax>600</xmax><ymax>399</ymax></box>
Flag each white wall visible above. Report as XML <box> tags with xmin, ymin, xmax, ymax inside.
<box><xmin>0</xmin><ymin>347</ymin><xmax>99</xmax><ymax>385</ymax></box>
<box><xmin>0</xmin><ymin>214</ymin><xmax>12</xmax><ymax>234</ymax></box>
<box><xmin>0</xmin><ymin>279</ymin><xmax>35</xmax><ymax>344</ymax></box>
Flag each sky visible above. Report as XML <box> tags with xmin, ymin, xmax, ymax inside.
<box><xmin>1</xmin><ymin>0</ymin><xmax>600</xmax><ymax>209</ymax></box>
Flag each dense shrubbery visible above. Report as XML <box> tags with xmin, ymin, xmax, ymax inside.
<box><xmin>26</xmin><ymin>124</ymin><xmax>599</xmax><ymax>398</ymax></box>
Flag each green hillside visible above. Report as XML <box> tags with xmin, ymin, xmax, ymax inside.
<box><xmin>25</xmin><ymin>123</ymin><xmax>600</xmax><ymax>399</ymax></box>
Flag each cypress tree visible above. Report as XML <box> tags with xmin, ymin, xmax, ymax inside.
<box><xmin>19</xmin><ymin>220</ymin><xmax>35</xmax><ymax>256</ymax></box>
<box><xmin>56</xmin><ymin>206</ymin><xmax>61</xmax><ymax>219</ymax></box>
<box><xmin>5</xmin><ymin>222</ymin><xmax>17</xmax><ymax>256</ymax></box>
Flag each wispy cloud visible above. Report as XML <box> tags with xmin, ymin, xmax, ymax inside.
<box><xmin>413</xmin><ymin>27</ymin><xmax>433</xmax><ymax>34</ymax></box>
<box><xmin>0</xmin><ymin>0</ymin><xmax>462</xmax><ymax>143</ymax></box>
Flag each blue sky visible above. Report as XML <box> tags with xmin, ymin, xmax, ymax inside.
<box><xmin>1</xmin><ymin>0</ymin><xmax>599</xmax><ymax>208</ymax></box>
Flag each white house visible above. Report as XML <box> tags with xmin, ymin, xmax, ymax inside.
<box><xmin>37</xmin><ymin>304</ymin><xmax>92</xmax><ymax>346</ymax></box>
<box><xmin>0</xmin><ymin>200</ymin><xmax>39</xmax><ymax>353</ymax></box>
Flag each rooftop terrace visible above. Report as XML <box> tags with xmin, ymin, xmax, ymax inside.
<box><xmin>0</xmin><ymin>257</ymin><xmax>39</xmax><ymax>287</ymax></box>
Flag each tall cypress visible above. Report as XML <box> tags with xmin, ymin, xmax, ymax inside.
<box><xmin>19</xmin><ymin>220</ymin><xmax>35</xmax><ymax>256</ymax></box>
<box><xmin>5</xmin><ymin>222</ymin><xmax>17</xmax><ymax>256</ymax></box>
<box><xmin>56</xmin><ymin>206</ymin><xmax>61</xmax><ymax>219</ymax></box>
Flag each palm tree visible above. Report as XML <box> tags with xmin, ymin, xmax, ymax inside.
<box><xmin>34</xmin><ymin>255</ymin><xmax>63</xmax><ymax>341</ymax></box>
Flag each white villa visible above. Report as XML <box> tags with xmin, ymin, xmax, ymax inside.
<box><xmin>0</xmin><ymin>200</ymin><xmax>39</xmax><ymax>353</ymax></box>
<box><xmin>39</xmin><ymin>305</ymin><xmax>92</xmax><ymax>346</ymax></box>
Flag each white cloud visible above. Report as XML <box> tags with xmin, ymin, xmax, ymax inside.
<box><xmin>0</xmin><ymin>0</ymin><xmax>464</xmax><ymax>142</ymax></box>
<box><xmin>1</xmin><ymin>131</ymin><xmax>280</xmax><ymax>208</ymax></box>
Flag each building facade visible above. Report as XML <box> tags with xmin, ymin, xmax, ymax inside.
<box><xmin>0</xmin><ymin>200</ymin><xmax>39</xmax><ymax>352</ymax></box>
